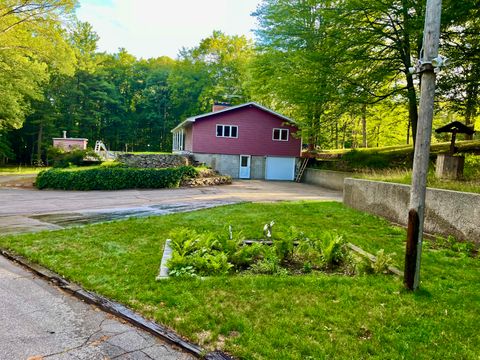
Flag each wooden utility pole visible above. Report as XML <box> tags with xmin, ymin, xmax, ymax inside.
<box><xmin>404</xmin><ymin>0</ymin><xmax>443</xmax><ymax>291</ymax></box>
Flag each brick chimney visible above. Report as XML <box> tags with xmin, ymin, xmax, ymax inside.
<box><xmin>212</xmin><ymin>102</ymin><xmax>231</xmax><ymax>112</ymax></box>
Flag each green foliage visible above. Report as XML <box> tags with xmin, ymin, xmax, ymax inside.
<box><xmin>35</xmin><ymin>165</ymin><xmax>197</xmax><ymax>190</ymax></box>
<box><xmin>47</xmin><ymin>147</ymin><xmax>101</xmax><ymax>168</ymax></box>
<box><xmin>294</xmin><ymin>230</ymin><xmax>350</xmax><ymax>271</ymax></box>
<box><xmin>0</xmin><ymin>1</ymin><xmax>76</xmax><ymax>131</ymax></box>
<box><xmin>425</xmin><ymin>235</ymin><xmax>477</xmax><ymax>257</ymax></box>
<box><xmin>167</xmin><ymin>229</ymin><xmax>235</xmax><ymax>277</ymax></box>
<box><xmin>167</xmin><ymin>224</ymin><xmax>356</xmax><ymax>277</ymax></box>
<box><xmin>358</xmin><ymin>250</ymin><xmax>396</xmax><ymax>275</ymax></box>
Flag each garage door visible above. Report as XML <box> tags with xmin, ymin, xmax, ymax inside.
<box><xmin>265</xmin><ymin>157</ymin><xmax>296</xmax><ymax>181</ymax></box>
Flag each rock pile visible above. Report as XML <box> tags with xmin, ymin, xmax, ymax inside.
<box><xmin>117</xmin><ymin>154</ymin><xmax>189</xmax><ymax>168</ymax></box>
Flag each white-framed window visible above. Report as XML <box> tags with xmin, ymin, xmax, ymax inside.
<box><xmin>272</xmin><ymin>128</ymin><xmax>289</xmax><ymax>141</ymax></box>
<box><xmin>216</xmin><ymin>124</ymin><xmax>238</xmax><ymax>138</ymax></box>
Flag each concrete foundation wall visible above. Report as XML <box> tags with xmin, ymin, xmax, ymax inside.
<box><xmin>303</xmin><ymin>168</ymin><xmax>351</xmax><ymax>191</ymax></box>
<box><xmin>343</xmin><ymin>178</ymin><xmax>480</xmax><ymax>242</ymax></box>
<box><xmin>193</xmin><ymin>153</ymin><xmax>267</xmax><ymax>179</ymax></box>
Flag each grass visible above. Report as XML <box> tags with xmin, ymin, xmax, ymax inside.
<box><xmin>0</xmin><ymin>202</ymin><xmax>478</xmax><ymax>359</ymax></box>
<box><xmin>318</xmin><ymin>139</ymin><xmax>480</xmax><ymax>156</ymax></box>
<box><xmin>358</xmin><ymin>168</ymin><xmax>480</xmax><ymax>194</ymax></box>
<box><xmin>353</xmin><ymin>153</ymin><xmax>480</xmax><ymax>194</ymax></box>
<box><xmin>0</xmin><ymin>165</ymin><xmax>50</xmax><ymax>175</ymax></box>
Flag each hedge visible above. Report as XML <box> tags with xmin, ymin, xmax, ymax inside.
<box><xmin>35</xmin><ymin>166</ymin><xmax>198</xmax><ymax>190</ymax></box>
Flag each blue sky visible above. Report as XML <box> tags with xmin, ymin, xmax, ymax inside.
<box><xmin>76</xmin><ymin>0</ymin><xmax>261</xmax><ymax>59</ymax></box>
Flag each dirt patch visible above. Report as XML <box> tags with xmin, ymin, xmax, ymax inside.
<box><xmin>0</xmin><ymin>174</ymin><xmax>36</xmax><ymax>188</ymax></box>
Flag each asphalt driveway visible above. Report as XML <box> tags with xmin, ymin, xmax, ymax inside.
<box><xmin>1</xmin><ymin>180</ymin><xmax>342</xmax><ymax>234</ymax></box>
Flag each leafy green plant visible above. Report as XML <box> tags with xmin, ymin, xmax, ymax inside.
<box><xmin>168</xmin><ymin>266</ymin><xmax>197</xmax><ymax>278</ymax></box>
<box><xmin>249</xmin><ymin>249</ymin><xmax>287</xmax><ymax>275</ymax></box>
<box><xmin>167</xmin><ymin>229</ymin><xmax>234</xmax><ymax>277</ymax></box>
<box><xmin>358</xmin><ymin>249</ymin><xmax>396</xmax><ymax>274</ymax></box>
<box><xmin>320</xmin><ymin>232</ymin><xmax>348</xmax><ymax>269</ymax></box>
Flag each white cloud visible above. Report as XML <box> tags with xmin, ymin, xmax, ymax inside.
<box><xmin>76</xmin><ymin>0</ymin><xmax>261</xmax><ymax>59</ymax></box>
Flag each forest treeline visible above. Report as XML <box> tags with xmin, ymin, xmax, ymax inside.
<box><xmin>0</xmin><ymin>0</ymin><xmax>479</xmax><ymax>164</ymax></box>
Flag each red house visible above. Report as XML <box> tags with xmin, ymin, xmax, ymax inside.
<box><xmin>172</xmin><ymin>102</ymin><xmax>302</xmax><ymax>180</ymax></box>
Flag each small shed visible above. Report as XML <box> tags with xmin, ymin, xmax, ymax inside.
<box><xmin>52</xmin><ymin>131</ymin><xmax>88</xmax><ymax>151</ymax></box>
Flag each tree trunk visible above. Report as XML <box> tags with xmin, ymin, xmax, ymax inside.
<box><xmin>361</xmin><ymin>104</ymin><xmax>367</xmax><ymax>148</ymax></box>
<box><xmin>406</xmin><ymin>74</ymin><xmax>419</xmax><ymax>145</ymax></box>
<box><xmin>464</xmin><ymin>72</ymin><xmax>478</xmax><ymax>140</ymax></box>
<box><xmin>335</xmin><ymin>121</ymin><xmax>339</xmax><ymax>149</ymax></box>
<box><xmin>36</xmin><ymin>121</ymin><xmax>43</xmax><ymax>165</ymax></box>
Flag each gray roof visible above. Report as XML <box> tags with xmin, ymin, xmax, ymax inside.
<box><xmin>171</xmin><ymin>102</ymin><xmax>297</xmax><ymax>132</ymax></box>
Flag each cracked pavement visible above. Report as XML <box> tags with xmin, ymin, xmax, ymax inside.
<box><xmin>0</xmin><ymin>256</ymin><xmax>194</xmax><ymax>360</ymax></box>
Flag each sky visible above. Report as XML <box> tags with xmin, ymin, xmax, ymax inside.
<box><xmin>76</xmin><ymin>0</ymin><xmax>262</xmax><ymax>59</ymax></box>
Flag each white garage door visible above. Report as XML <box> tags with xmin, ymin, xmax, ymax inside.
<box><xmin>265</xmin><ymin>157</ymin><xmax>296</xmax><ymax>181</ymax></box>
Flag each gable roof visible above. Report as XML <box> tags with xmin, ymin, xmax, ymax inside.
<box><xmin>435</xmin><ymin>121</ymin><xmax>475</xmax><ymax>135</ymax></box>
<box><xmin>171</xmin><ymin>102</ymin><xmax>296</xmax><ymax>132</ymax></box>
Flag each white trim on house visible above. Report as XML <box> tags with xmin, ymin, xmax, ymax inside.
<box><xmin>52</xmin><ymin>138</ymin><xmax>88</xmax><ymax>141</ymax></box>
<box><xmin>171</xmin><ymin>102</ymin><xmax>297</xmax><ymax>132</ymax></box>
<box><xmin>272</xmin><ymin>128</ymin><xmax>289</xmax><ymax>141</ymax></box>
<box><xmin>216</xmin><ymin>124</ymin><xmax>239</xmax><ymax>138</ymax></box>
<box><xmin>172</xmin><ymin>128</ymin><xmax>185</xmax><ymax>152</ymax></box>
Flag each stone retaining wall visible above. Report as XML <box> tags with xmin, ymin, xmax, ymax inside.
<box><xmin>303</xmin><ymin>168</ymin><xmax>352</xmax><ymax>191</ymax></box>
<box><xmin>343</xmin><ymin>178</ymin><xmax>480</xmax><ymax>242</ymax></box>
<box><xmin>117</xmin><ymin>154</ymin><xmax>190</xmax><ymax>168</ymax></box>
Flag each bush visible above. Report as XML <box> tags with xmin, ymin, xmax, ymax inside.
<box><xmin>35</xmin><ymin>165</ymin><xmax>197</xmax><ymax>190</ymax></box>
<box><xmin>47</xmin><ymin>147</ymin><xmax>101</xmax><ymax>168</ymax></box>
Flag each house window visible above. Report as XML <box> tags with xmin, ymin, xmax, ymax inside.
<box><xmin>216</xmin><ymin>125</ymin><xmax>238</xmax><ymax>138</ymax></box>
<box><xmin>273</xmin><ymin>128</ymin><xmax>289</xmax><ymax>141</ymax></box>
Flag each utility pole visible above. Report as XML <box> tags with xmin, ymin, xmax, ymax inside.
<box><xmin>404</xmin><ymin>0</ymin><xmax>443</xmax><ymax>291</ymax></box>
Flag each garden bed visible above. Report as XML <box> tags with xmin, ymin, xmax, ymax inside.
<box><xmin>0</xmin><ymin>201</ymin><xmax>477</xmax><ymax>359</ymax></box>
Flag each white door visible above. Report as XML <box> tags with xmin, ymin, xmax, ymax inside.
<box><xmin>265</xmin><ymin>157</ymin><xmax>295</xmax><ymax>181</ymax></box>
<box><xmin>239</xmin><ymin>155</ymin><xmax>251</xmax><ymax>179</ymax></box>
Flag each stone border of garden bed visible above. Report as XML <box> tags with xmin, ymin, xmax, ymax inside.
<box><xmin>0</xmin><ymin>249</ymin><xmax>234</xmax><ymax>360</ymax></box>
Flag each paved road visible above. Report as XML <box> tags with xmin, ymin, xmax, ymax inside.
<box><xmin>0</xmin><ymin>256</ymin><xmax>194</xmax><ymax>360</ymax></box>
<box><xmin>0</xmin><ymin>180</ymin><xmax>342</xmax><ymax>234</ymax></box>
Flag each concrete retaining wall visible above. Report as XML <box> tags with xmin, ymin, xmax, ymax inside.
<box><xmin>343</xmin><ymin>178</ymin><xmax>480</xmax><ymax>242</ymax></box>
<box><xmin>117</xmin><ymin>154</ymin><xmax>189</xmax><ymax>168</ymax></box>
<box><xmin>193</xmin><ymin>154</ymin><xmax>267</xmax><ymax>179</ymax></box>
<box><xmin>303</xmin><ymin>168</ymin><xmax>352</xmax><ymax>191</ymax></box>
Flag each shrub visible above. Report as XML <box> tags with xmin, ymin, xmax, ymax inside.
<box><xmin>35</xmin><ymin>165</ymin><xmax>197</xmax><ymax>190</ymax></box>
<box><xmin>47</xmin><ymin>147</ymin><xmax>101</xmax><ymax>168</ymax></box>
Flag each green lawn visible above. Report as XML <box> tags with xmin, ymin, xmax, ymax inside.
<box><xmin>318</xmin><ymin>139</ymin><xmax>480</xmax><ymax>156</ymax></box>
<box><xmin>0</xmin><ymin>165</ymin><xmax>50</xmax><ymax>175</ymax></box>
<box><xmin>0</xmin><ymin>202</ymin><xmax>478</xmax><ymax>359</ymax></box>
<box><xmin>357</xmin><ymin>168</ymin><xmax>480</xmax><ymax>194</ymax></box>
